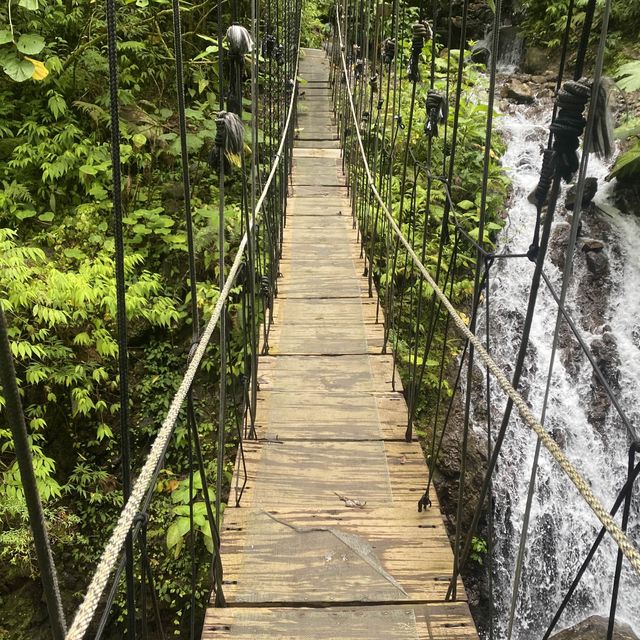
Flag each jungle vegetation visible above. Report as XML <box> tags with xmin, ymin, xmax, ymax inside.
<box><xmin>0</xmin><ymin>0</ymin><xmax>638</xmax><ymax>638</ymax></box>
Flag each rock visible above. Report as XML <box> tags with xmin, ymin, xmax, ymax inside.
<box><xmin>590</xmin><ymin>332</ymin><xmax>620</xmax><ymax>388</ymax></box>
<box><xmin>613</xmin><ymin>179</ymin><xmax>640</xmax><ymax>214</ymax></box>
<box><xmin>581</xmin><ymin>238</ymin><xmax>605</xmax><ymax>252</ymax></box>
<box><xmin>471</xmin><ymin>43</ymin><xmax>490</xmax><ymax>65</ymax></box>
<box><xmin>550</xmin><ymin>615</ymin><xmax>639</xmax><ymax>639</ymax></box>
<box><xmin>549</xmin><ymin>222</ymin><xmax>571</xmax><ymax>268</ymax></box>
<box><xmin>531</xmin><ymin>74</ymin><xmax>547</xmax><ymax>84</ymax></box>
<box><xmin>551</xmin><ymin>427</ymin><xmax>566</xmax><ymax>448</ymax></box>
<box><xmin>433</xmin><ymin>364</ymin><xmax>489</xmax><ymax>534</ymax></box>
<box><xmin>565</xmin><ymin>214</ymin><xmax>583</xmax><ymax>236</ymax></box>
<box><xmin>632</xmin><ymin>324</ymin><xmax>640</xmax><ymax>350</ymax></box>
<box><xmin>585</xmin><ymin>250</ymin><xmax>609</xmax><ymax>276</ymax></box>
<box><xmin>504</xmin><ymin>79</ymin><xmax>534</xmax><ymax>104</ymax></box>
<box><xmin>566</xmin><ymin>178</ymin><xmax>598</xmax><ymax>210</ymax></box>
<box><xmin>588</xmin><ymin>333</ymin><xmax>620</xmax><ymax>429</ymax></box>
<box><xmin>522</xmin><ymin>45</ymin><xmax>548</xmax><ymax>74</ymax></box>
<box><xmin>528</xmin><ymin>184</ymin><xmax>547</xmax><ymax>206</ymax></box>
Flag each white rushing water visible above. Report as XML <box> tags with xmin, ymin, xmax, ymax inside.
<box><xmin>473</xmin><ymin>101</ymin><xmax>640</xmax><ymax>639</ymax></box>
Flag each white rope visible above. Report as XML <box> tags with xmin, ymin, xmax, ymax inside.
<box><xmin>65</xmin><ymin>34</ymin><xmax>301</xmax><ymax>640</ymax></box>
<box><xmin>334</xmin><ymin>13</ymin><xmax>640</xmax><ymax>577</ymax></box>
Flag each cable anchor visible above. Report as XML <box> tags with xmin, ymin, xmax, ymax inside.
<box><xmin>382</xmin><ymin>38</ymin><xmax>396</xmax><ymax>65</ymax></box>
<box><xmin>424</xmin><ymin>90</ymin><xmax>448</xmax><ymax>138</ymax></box>
<box><xmin>407</xmin><ymin>21</ymin><xmax>431</xmax><ymax>83</ymax></box>
<box><xmin>549</xmin><ymin>79</ymin><xmax>590</xmax><ymax>183</ymax></box>
<box><xmin>418</xmin><ymin>492</ymin><xmax>432</xmax><ymax>512</ymax></box>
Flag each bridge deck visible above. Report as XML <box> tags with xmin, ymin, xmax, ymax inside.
<box><xmin>202</xmin><ymin>49</ymin><xmax>479</xmax><ymax>640</ymax></box>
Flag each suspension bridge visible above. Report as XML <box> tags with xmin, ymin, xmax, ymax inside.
<box><xmin>200</xmin><ymin>47</ymin><xmax>477</xmax><ymax>638</ymax></box>
<box><xmin>2</xmin><ymin>0</ymin><xmax>640</xmax><ymax>638</ymax></box>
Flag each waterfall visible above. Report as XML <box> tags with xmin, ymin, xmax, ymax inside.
<box><xmin>473</xmin><ymin>104</ymin><xmax>640</xmax><ymax>638</ymax></box>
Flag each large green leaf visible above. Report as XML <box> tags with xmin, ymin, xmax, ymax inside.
<box><xmin>2</xmin><ymin>56</ymin><xmax>34</xmax><ymax>82</ymax></box>
<box><xmin>166</xmin><ymin>516</ymin><xmax>191</xmax><ymax>549</ymax></box>
<box><xmin>16</xmin><ymin>34</ymin><xmax>45</xmax><ymax>55</ymax></box>
<box><xmin>18</xmin><ymin>0</ymin><xmax>39</xmax><ymax>9</ymax></box>
<box><xmin>615</xmin><ymin>117</ymin><xmax>640</xmax><ymax>140</ymax></box>
<box><xmin>615</xmin><ymin>60</ymin><xmax>640</xmax><ymax>93</ymax></box>
<box><xmin>0</xmin><ymin>30</ymin><xmax>12</xmax><ymax>45</ymax></box>
<box><xmin>608</xmin><ymin>141</ymin><xmax>640</xmax><ymax>180</ymax></box>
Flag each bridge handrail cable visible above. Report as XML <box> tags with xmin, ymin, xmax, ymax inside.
<box><xmin>64</xmin><ymin>33</ymin><xmax>302</xmax><ymax>640</ymax></box>
<box><xmin>333</xmin><ymin>6</ymin><xmax>640</xmax><ymax>579</ymax></box>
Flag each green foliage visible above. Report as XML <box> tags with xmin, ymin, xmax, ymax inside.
<box><xmin>0</xmin><ymin>0</ymin><xmax>261</xmax><ymax>635</ymax></box>
<box><xmin>518</xmin><ymin>0</ymin><xmax>640</xmax><ymax>60</ymax></box>
<box><xmin>609</xmin><ymin>61</ymin><xmax>640</xmax><ymax>181</ymax></box>
<box><xmin>0</xmin><ymin>491</ymin><xmax>82</xmax><ymax>580</ymax></box>
<box><xmin>615</xmin><ymin>59</ymin><xmax>640</xmax><ymax>92</ymax></box>
<box><xmin>0</xmin><ymin>1</ymin><xmax>48</xmax><ymax>83</ymax></box>
<box><xmin>301</xmin><ymin>0</ymin><xmax>330</xmax><ymax>48</ymax></box>
<box><xmin>608</xmin><ymin>138</ymin><xmax>640</xmax><ymax>180</ymax></box>
<box><xmin>470</xmin><ymin>535</ymin><xmax>488</xmax><ymax>565</ymax></box>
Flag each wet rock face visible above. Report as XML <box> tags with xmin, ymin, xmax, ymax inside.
<box><xmin>614</xmin><ymin>180</ymin><xmax>640</xmax><ymax>216</ymax></box>
<box><xmin>502</xmin><ymin>78</ymin><xmax>534</xmax><ymax>104</ymax></box>
<box><xmin>522</xmin><ymin>45</ymin><xmax>548</xmax><ymax>74</ymax></box>
<box><xmin>565</xmin><ymin>178</ymin><xmax>598</xmax><ymax>210</ymax></box>
<box><xmin>588</xmin><ymin>332</ymin><xmax>620</xmax><ymax>429</ymax></box>
<box><xmin>435</xmin><ymin>0</ymin><xmax>492</xmax><ymax>41</ymax></box>
<box><xmin>585</xmin><ymin>249</ymin><xmax>609</xmax><ymax>276</ymax></box>
<box><xmin>550</xmin><ymin>615</ymin><xmax>639</xmax><ymax>640</ymax></box>
<box><xmin>549</xmin><ymin>222</ymin><xmax>571</xmax><ymax>268</ymax></box>
<box><xmin>590</xmin><ymin>332</ymin><xmax>620</xmax><ymax>389</ymax></box>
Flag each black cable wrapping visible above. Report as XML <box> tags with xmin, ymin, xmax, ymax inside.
<box><xmin>424</xmin><ymin>89</ymin><xmax>448</xmax><ymax>137</ymax></box>
<box><xmin>382</xmin><ymin>38</ymin><xmax>396</xmax><ymax>65</ymax></box>
<box><xmin>407</xmin><ymin>21</ymin><xmax>430</xmax><ymax>83</ymax></box>
<box><xmin>527</xmin><ymin>148</ymin><xmax>556</xmax><ymax>262</ymax></box>
<box><xmin>549</xmin><ymin>79</ymin><xmax>590</xmax><ymax>182</ymax></box>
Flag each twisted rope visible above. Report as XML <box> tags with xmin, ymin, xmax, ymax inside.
<box><xmin>64</xmin><ymin>32</ymin><xmax>301</xmax><ymax>640</ymax></box>
<box><xmin>334</xmin><ymin>9</ymin><xmax>640</xmax><ymax>578</ymax></box>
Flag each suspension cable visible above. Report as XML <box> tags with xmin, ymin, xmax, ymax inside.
<box><xmin>333</xmin><ymin>4</ymin><xmax>640</xmax><ymax>578</ymax></box>
<box><xmin>104</xmin><ymin>0</ymin><xmax>136</xmax><ymax>631</ymax></box>
<box><xmin>0</xmin><ymin>307</ymin><xmax>67</xmax><ymax>640</ymax></box>
<box><xmin>63</xmin><ymin>27</ymin><xmax>301</xmax><ymax>640</ymax></box>
<box><xmin>506</xmin><ymin>0</ymin><xmax>616</xmax><ymax>634</ymax></box>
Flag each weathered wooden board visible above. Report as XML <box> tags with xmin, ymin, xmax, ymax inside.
<box><xmin>290</xmin><ymin>185</ymin><xmax>348</xmax><ymax>197</ymax></box>
<box><xmin>201</xmin><ymin>47</ymin><xmax>478</xmax><ymax>640</ymax></box>
<box><xmin>295</xmin><ymin>124</ymin><xmax>338</xmax><ymax>136</ymax></box>
<box><xmin>253</xmin><ymin>392</ymin><xmax>408</xmax><ymax>441</ymax></box>
<box><xmin>295</xmin><ymin>138</ymin><xmax>341</xmax><ymax>148</ymax></box>
<box><xmin>293</xmin><ymin>148</ymin><xmax>341</xmax><ymax>158</ymax></box>
<box><xmin>202</xmin><ymin>603</ymin><xmax>477</xmax><ymax>639</ymax></box>
<box><xmin>287</xmin><ymin>196</ymin><xmax>351</xmax><ymax>215</ymax></box>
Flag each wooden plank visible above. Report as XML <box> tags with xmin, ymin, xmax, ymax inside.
<box><xmin>293</xmin><ymin>148</ymin><xmax>341</xmax><ymax>158</ymax></box>
<box><xmin>290</xmin><ymin>185</ymin><xmax>348</xmax><ymax>197</ymax></box>
<box><xmin>202</xmin><ymin>47</ymin><xmax>478</xmax><ymax>640</ymax></box>
<box><xmin>203</xmin><ymin>603</ymin><xmax>477</xmax><ymax>639</ymax></box>
<box><xmin>218</xmin><ymin>506</ymin><xmax>464</xmax><ymax>604</ymax></box>
<box><xmin>287</xmin><ymin>196</ymin><xmax>350</xmax><ymax>215</ymax></box>
<box><xmin>295</xmin><ymin>138</ymin><xmax>341</xmax><ymax>148</ymax></box>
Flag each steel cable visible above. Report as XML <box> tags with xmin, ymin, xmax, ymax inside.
<box><xmin>334</xmin><ymin>5</ymin><xmax>640</xmax><ymax>578</ymax></box>
<box><xmin>63</xmin><ymin>26</ymin><xmax>301</xmax><ymax>640</ymax></box>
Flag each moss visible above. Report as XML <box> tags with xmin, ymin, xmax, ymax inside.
<box><xmin>0</xmin><ymin>579</ymin><xmax>52</xmax><ymax>640</ymax></box>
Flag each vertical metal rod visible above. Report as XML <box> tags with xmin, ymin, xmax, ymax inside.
<box><xmin>247</xmin><ymin>0</ymin><xmax>259</xmax><ymax>439</ymax></box>
<box><xmin>0</xmin><ymin>307</ymin><xmax>67</xmax><ymax>640</ymax></box>
<box><xmin>607</xmin><ymin>442</ymin><xmax>640</xmax><ymax>639</ymax></box>
<box><xmin>215</xmin><ymin>0</ymin><xmax>227</xmax><ymax>608</ymax></box>
<box><xmin>104</xmin><ymin>0</ymin><xmax>136</xmax><ymax>632</ymax></box>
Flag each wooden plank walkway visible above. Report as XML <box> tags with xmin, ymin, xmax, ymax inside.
<box><xmin>202</xmin><ymin>48</ymin><xmax>479</xmax><ymax>640</ymax></box>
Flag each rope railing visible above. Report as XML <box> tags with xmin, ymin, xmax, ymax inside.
<box><xmin>63</xmin><ymin>20</ymin><xmax>302</xmax><ymax>640</ymax></box>
<box><xmin>332</xmin><ymin>4</ymin><xmax>640</xmax><ymax>579</ymax></box>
